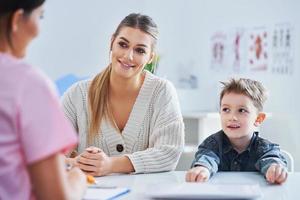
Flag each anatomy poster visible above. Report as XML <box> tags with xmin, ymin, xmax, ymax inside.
<box><xmin>229</xmin><ymin>28</ymin><xmax>247</xmax><ymax>73</ymax></box>
<box><xmin>208</xmin><ymin>22</ymin><xmax>294</xmax><ymax>76</ymax></box>
<box><xmin>210</xmin><ymin>32</ymin><xmax>227</xmax><ymax>71</ymax></box>
<box><xmin>247</xmin><ymin>27</ymin><xmax>269</xmax><ymax>72</ymax></box>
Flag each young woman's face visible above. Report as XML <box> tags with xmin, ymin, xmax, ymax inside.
<box><xmin>220</xmin><ymin>92</ymin><xmax>260</xmax><ymax>141</ymax></box>
<box><xmin>110</xmin><ymin>27</ymin><xmax>154</xmax><ymax>79</ymax></box>
<box><xmin>12</xmin><ymin>5</ymin><xmax>44</xmax><ymax>58</ymax></box>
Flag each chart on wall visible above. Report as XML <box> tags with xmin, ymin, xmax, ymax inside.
<box><xmin>230</xmin><ymin>28</ymin><xmax>247</xmax><ymax>73</ymax></box>
<box><xmin>271</xmin><ymin>23</ymin><xmax>294</xmax><ymax>74</ymax></box>
<box><xmin>209</xmin><ymin>23</ymin><xmax>294</xmax><ymax>75</ymax></box>
<box><xmin>248</xmin><ymin>27</ymin><xmax>269</xmax><ymax>72</ymax></box>
<box><xmin>210</xmin><ymin>32</ymin><xmax>227</xmax><ymax>71</ymax></box>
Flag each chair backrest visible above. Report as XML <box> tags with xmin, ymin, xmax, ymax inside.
<box><xmin>55</xmin><ymin>74</ymin><xmax>88</xmax><ymax>96</ymax></box>
<box><xmin>281</xmin><ymin>149</ymin><xmax>294</xmax><ymax>172</ymax></box>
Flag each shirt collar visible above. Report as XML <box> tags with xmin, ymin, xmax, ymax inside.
<box><xmin>222</xmin><ymin>131</ymin><xmax>258</xmax><ymax>154</ymax></box>
<box><xmin>247</xmin><ymin>132</ymin><xmax>258</xmax><ymax>152</ymax></box>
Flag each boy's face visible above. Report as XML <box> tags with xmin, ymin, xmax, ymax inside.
<box><xmin>220</xmin><ymin>92</ymin><xmax>265</xmax><ymax>141</ymax></box>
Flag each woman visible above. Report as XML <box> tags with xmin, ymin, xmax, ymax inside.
<box><xmin>63</xmin><ymin>13</ymin><xmax>184</xmax><ymax>176</ymax></box>
<box><xmin>0</xmin><ymin>1</ymin><xmax>86</xmax><ymax>199</ymax></box>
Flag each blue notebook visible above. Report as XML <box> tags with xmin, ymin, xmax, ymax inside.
<box><xmin>83</xmin><ymin>186</ymin><xmax>130</xmax><ymax>200</ymax></box>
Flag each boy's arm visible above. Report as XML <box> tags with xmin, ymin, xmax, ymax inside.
<box><xmin>191</xmin><ymin>136</ymin><xmax>220</xmax><ymax>176</ymax></box>
<box><xmin>255</xmin><ymin>143</ymin><xmax>287</xmax><ymax>176</ymax></box>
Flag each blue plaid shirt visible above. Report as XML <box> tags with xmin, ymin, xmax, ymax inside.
<box><xmin>191</xmin><ymin>130</ymin><xmax>287</xmax><ymax>176</ymax></box>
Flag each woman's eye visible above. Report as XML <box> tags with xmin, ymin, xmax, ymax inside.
<box><xmin>118</xmin><ymin>42</ymin><xmax>128</xmax><ymax>48</ymax></box>
<box><xmin>135</xmin><ymin>48</ymin><xmax>146</xmax><ymax>54</ymax></box>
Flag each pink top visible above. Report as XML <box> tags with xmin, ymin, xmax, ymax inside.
<box><xmin>0</xmin><ymin>53</ymin><xmax>77</xmax><ymax>200</ymax></box>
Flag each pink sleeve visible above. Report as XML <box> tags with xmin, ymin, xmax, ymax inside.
<box><xmin>18</xmin><ymin>69</ymin><xmax>77</xmax><ymax>164</ymax></box>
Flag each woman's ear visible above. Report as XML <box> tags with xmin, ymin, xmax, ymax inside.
<box><xmin>254</xmin><ymin>112</ymin><xmax>266</xmax><ymax>127</ymax></box>
<box><xmin>11</xmin><ymin>9</ymin><xmax>24</xmax><ymax>33</ymax></box>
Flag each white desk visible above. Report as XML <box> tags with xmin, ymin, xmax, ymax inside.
<box><xmin>93</xmin><ymin>171</ymin><xmax>299</xmax><ymax>200</ymax></box>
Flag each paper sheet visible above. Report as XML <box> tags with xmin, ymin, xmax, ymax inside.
<box><xmin>83</xmin><ymin>187</ymin><xmax>130</xmax><ymax>200</ymax></box>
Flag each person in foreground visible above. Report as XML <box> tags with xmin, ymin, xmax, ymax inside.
<box><xmin>63</xmin><ymin>13</ymin><xmax>184</xmax><ymax>176</ymax></box>
<box><xmin>0</xmin><ymin>1</ymin><xmax>86</xmax><ymax>199</ymax></box>
<box><xmin>186</xmin><ymin>78</ymin><xmax>288</xmax><ymax>184</ymax></box>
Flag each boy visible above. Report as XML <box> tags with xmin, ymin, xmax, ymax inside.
<box><xmin>186</xmin><ymin>78</ymin><xmax>288</xmax><ymax>184</ymax></box>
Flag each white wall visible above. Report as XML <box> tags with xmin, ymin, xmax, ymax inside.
<box><xmin>26</xmin><ymin>0</ymin><xmax>300</xmax><ymax>170</ymax></box>
<box><xmin>27</xmin><ymin>0</ymin><xmax>147</xmax><ymax>78</ymax></box>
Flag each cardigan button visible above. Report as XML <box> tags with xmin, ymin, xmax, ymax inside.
<box><xmin>116</xmin><ymin>144</ymin><xmax>124</xmax><ymax>152</ymax></box>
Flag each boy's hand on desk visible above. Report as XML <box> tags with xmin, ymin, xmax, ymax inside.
<box><xmin>265</xmin><ymin>163</ymin><xmax>288</xmax><ymax>184</ymax></box>
<box><xmin>186</xmin><ymin>166</ymin><xmax>210</xmax><ymax>182</ymax></box>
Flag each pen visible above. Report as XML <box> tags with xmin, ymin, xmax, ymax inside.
<box><xmin>87</xmin><ymin>175</ymin><xmax>97</xmax><ymax>184</ymax></box>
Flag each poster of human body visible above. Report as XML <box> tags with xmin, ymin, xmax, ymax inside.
<box><xmin>247</xmin><ymin>27</ymin><xmax>269</xmax><ymax>72</ymax></box>
<box><xmin>210</xmin><ymin>32</ymin><xmax>227</xmax><ymax>71</ymax></box>
<box><xmin>209</xmin><ymin>23</ymin><xmax>294</xmax><ymax>76</ymax></box>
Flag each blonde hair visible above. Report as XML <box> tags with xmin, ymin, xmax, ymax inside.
<box><xmin>219</xmin><ymin>78</ymin><xmax>268</xmax><ymax>112</ymax></box>
<box><xmin>87</xmin><ymin>66</ymin><xmax>111</xmax><ymax>145</ymax></box>
<box><xmin>87</xmin><ymin>13</ymin><xmax>158</xmax><ymax>144</ymax></box>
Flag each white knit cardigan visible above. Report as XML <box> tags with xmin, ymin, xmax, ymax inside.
<box><xmin>62</xmin><ymin>71</ymin><xmax>184</xmax><ymax>173</ymax></box>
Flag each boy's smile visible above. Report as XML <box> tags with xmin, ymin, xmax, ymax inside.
<box><xmin>227</xmin><ymin>123</ymin><xmax>241</xmax><ymax>129</ymax></box>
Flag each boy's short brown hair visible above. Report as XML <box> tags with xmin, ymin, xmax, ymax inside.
<box><xmin>220</xmin><ymin>78</ymin><xmax>268</xmax><ymax>112</ymax></box>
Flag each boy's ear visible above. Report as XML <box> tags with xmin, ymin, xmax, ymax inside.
<box><xmin>254</xmin><ymin>112</ymin><xmax>266</xmax><ymax>127</ymax></box>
